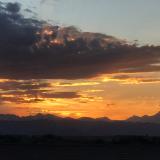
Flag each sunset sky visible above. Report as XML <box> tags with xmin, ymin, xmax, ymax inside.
<box><xmin>0</xmin><ymin>0</ymin><xmax>160</xmax><ymax>120</ymax></box>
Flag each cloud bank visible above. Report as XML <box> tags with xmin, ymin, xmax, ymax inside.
<box><xmin>0</xmin><ymin>2</ymin><xmax>160</xmax><ymax>80</ymax></box>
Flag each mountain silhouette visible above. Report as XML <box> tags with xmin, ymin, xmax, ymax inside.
<box><xmin>1</xmin><ymin>112</ymin><xmax>160</xmax><ymax>123</ymax></box>
<box><xmin>0</xmin><ymin>114</ymin><xmax>111</xmax><ymax>122</ymax></box>
<box><xmin>0</xmin><ymin>113</ymin><xmax>160</xmax><ymax>136</ymax></box>
<box><xmin>127</xmin><ymin>112</ymin><xmax>160</xmax><ymax>123</ymax></box>
<box><xmin>0</xmin><ymin>114</ymin><xmax>19</xmax><ymax>120</ymax></box>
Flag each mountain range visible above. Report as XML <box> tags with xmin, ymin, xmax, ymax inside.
<box><xmin>0</xmin><ymin>112</ymin><xmax>159</xmax><ymax>136</ymax></box>
<box><xmin>0</xmin><ymin>114</ymin><xmax>111</xmax><ymax>122</ymax></box>
<box><xmin>127</xmin><ymin>112</ymin><xmax>160</xmax><ymax>123</ymax></box>
<box><xmin>0</xmin><ymin>112</ymin><xmax>160</xmax><ymax>123</ymax></box>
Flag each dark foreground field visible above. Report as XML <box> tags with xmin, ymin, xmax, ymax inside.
<box><xmin>1</xmin><ymin>144</ymin><xmax>160</xmax><ymax>160</ymax></box>
<box><xmin>0</xmin><ymin>136</ymin><xmax>160</xmax><ymax>160</ymax></box>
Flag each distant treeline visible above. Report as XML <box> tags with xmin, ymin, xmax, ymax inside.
<box><xmin>0</xmin><ymin>135</ymin><xmax>160</xmax><ymax>145</ymax></box>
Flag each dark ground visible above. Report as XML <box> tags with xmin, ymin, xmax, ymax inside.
<box><xmin>0</xmin><ymin>136</ymin><xmax>160</xmax><ymax>160</ymax></box>
<box><xmin>0</xmin><ymin>144</ymin><xmax>160</xmax><ymax>160</ymax></box>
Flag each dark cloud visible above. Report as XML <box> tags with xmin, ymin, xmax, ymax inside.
<box><xmin>6</xmin><ymin>2</ymin><xmax>21</xmax><ymax>13</ymax></box>
<box><xmin>0</xmin><ymin>80</ymin><xmax>81</xmax><ymax>103</ymax></box>
<box><xmin>0</xmin><ymin>91</ymin><xmax>81</xmax><ymax>104</ymax></box>
<box><xmin>112</xmin><ymin>75</ymin><xmax>131</xmax><ymax>80</ymax></box>
<box><xmin>40</xmin><ymin>92</ymin><xmax>81</xmax><ymax>99</ymax></box>
<box><xmin>0</xmin><ymin>96</ymin><xmax>43</xmax><ymax>104</ymax></box>
<box><xmin>0</xmin><ymin>80</ymin><xmax>50</xmax><ymax>91</ymax></box>
<box><xmin>110</xmin><ymin>74</ymin><xmax>160</xmax><ymax>84</ymax></box>
<box><xmin>0</xmin><ymin>2</ymin><xmax>160</xmax><ymax>80</ymax></box>
<box><xmin>0</xmin><ymin>80</ymin><xmax>49</xmax><ymax>103</ymax></box>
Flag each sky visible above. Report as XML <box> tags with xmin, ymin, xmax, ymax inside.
<box><xmin>3</xmin><ymin>0</ymin><xmax>160</xmax><ymax>45</ymax></box>
<box><xmin>0</xmin><ymin>0</ymin><xmax>160</xmax><ymax>120</ymax></box>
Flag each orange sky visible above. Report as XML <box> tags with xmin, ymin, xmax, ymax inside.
<box><xmin>1</xmin><ymin>72</ymin><xmax>160</xmax><ymax>120</ymax></box>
